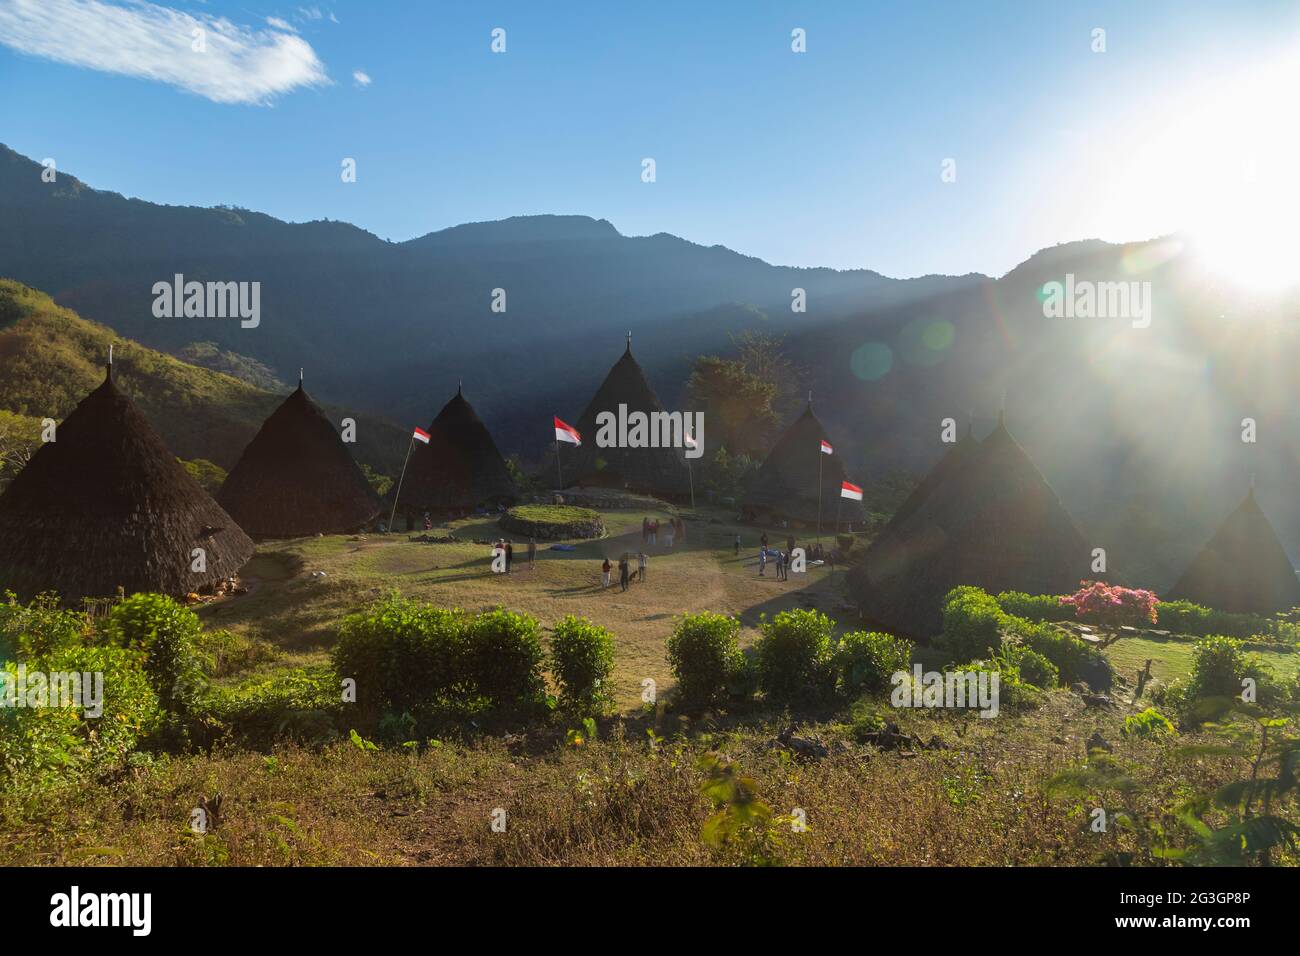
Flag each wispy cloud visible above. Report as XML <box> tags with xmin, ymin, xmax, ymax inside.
<box><xmin>266</xmin><ymin>16</ymin><xmax>295</xmax><ymax>32</ymax></box>
<box><xmin>0</xmin><ymin>0</ymin><xmax>330</xmax><ymax>105</ymax></box>
<box><xmin>352</xmin><ymin>69</ymin><xmax>370</xmax><ymax>87</ymax></box>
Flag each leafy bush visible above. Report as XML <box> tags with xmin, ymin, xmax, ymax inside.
<box><xmin>756</xmin><ymin>609</ymin><xmax>834</xmax><ymax>704</ymax></box>
<box><xmin>666</xmin><ymin>612</ymin><xmax>743</xmax><ymax>709</ymax></box>
<box><xmin>0</xmin><ymin>591</ymin><xmax>85</xmax><ymax>660</ymax></box>
<box><xmin>104</xmin><ymin>593</ymin><xmax>205</xmax><ymax>714</ymax></box>
<box><xmin>996</xmin><ymin>591</ymin><xmax>1073</xmax><ymax>623</ymax></box>
<box><xmin>1010</xmin><ymin>646</ymin><xmax>1060</xmax><ymax>688</ymax></box>
<box><xmin>464</xmin><ymin>608</ymin><xmax>546</xmax><ymax>711</ymax></box>
<box><xmin>938</xmin><ymin>586</ymin><xmax>1006</xmax><ymax>663</ymax></box>
<box><xmin>834</xmin><ymin>630</ymin><xmax>912</xmax><ymax>697</ymax></box>
<box><xmin>0</xmin><ymin>643</ymin><xmax>158</xmax><ymax>797</ymax></box>
<box><xmin>1154</xmin><ymin>600</ymin><xmax>1299</xmax><ymax>646</ymax></box>
<box><xmin>1123</xmin><ymin>707</ymin><xmax>1175</xmax><ymax>738</ymax></box>
<box><xmin>333</xmin><ymin>596</ymin><xmax>468</xmax><ymax>715</ymax></box>
<box><xmin>1016</xmin><ymin>620</ymin><xmax>1112</xmax><ymax>690</ymax></box>
<box><xmin>549</xmin><ymin>616</ymin><xmax>614</xmax><ymax>713</ymax></box>
<box><xmin>1059</xmin><ymin>580</ymin><xmax>1157</xmax><ymax>627</ymax></box>
<box><xmin>194</xmin><ymin>628</ymin><xmax>278</xmax><ymax>678</ymax></box>
<box><xmin>202</xmin><ymin>666</ymin><xmax>342</xmax><ymax>748</ymax></box>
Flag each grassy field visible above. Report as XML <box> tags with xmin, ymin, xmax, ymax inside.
<box><xmin>5</xmin><ymin>500</ymin><xmax>1296</xmax><ymax>867</ymax></box>
<box><xmin>198</xmin><ymin>503</ymin><xmax>856</xmax><ymax>708</ymax></box>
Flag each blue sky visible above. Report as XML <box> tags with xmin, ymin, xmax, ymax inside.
<box><xmin>1</xmin><ymin>0</ymin><xmax>1297</xmax><ymax>277</ymax></box>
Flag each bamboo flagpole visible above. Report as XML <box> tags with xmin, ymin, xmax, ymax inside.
<box><xmin>387</xmin><ymin>426</ymin><xmax>429</xmax><ymax>533</ymax></box>
<box><xmin>553</xmin><ymin>417</ymin><xmax>581</xmax><ymax>492</ymax></box>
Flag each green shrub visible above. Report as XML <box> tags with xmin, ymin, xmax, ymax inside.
<box><xmin>1154</xmin><ymin>600</ymin><xmax>1300</xmax><ymax>646</ymax></box>
<box><xmin>203</xmin><ymin>666</ymin><xmax>342</xmax><ymax>748</ymax></box>
<box><xmin>1011</xmin><ymin>646</ymin><xmax>1060</xmax><ymax>688</ymax></box>
<box><xmin>104</xmin><ymin>593</ymin><xmax>205</xmax><ymax>714</ymax></box>
<box><xmin>1189</xmin><ymin>636</ymin><xmax>1247</xmax><ymax>696</ymax></box>
<box><xmin>0</xmin><ymin>591</ymin><xmax>86</xmax><ymax>660</ymax></box>
<box><xmin>195</xmin><ymin>628</ymin><xmax>278</xmax><ymax>678</ymax></box>
<box><xmin>0</xmin><ymin>643</ymin><xmax>158</xmax><ymax>797</ymax></box>
<box><xmin>996</xmin><ymin>591</ymin><xmax>1073</xmax><ymax>623</ymax></box>
<box><xmin>549</xmin><ymin>616</ymin><xmax>615</xmax><ymax>713</ymax></box>
<box><xmin>938</xmin><ymin>586</ymin><xmax>1006</xmax><ymax>663</ymax></box>
<box><xmin>333</xmin><ymin>597</ymin><xmax>468</xmax><ymax>715</ymax></box>
<box><xmin>834</xmin><ymin>630</ymin><xmax>912</xmax><ymax>697</ymax></box>
<box><xmin>1123</xmin><ymin>707</ymin><xmax>1175</xmax><ymax>738</ymax></box>
<box><xmin>666</xmin><ymin>613</ymin><xmax>744</xmax><ymax>709</ymax></box>
<box><xmin>464</xmin><ymin>608</ymin><xmax>546</xmax><ymax>711</ymax></box>
<box><xmin>756</xmin><ymin>609</ymin><xmax>834</xmax><ymax>704</ymax></box>
<box><xmin>1016</xmin><ymin>621</ymin><xmax>1112</xmax><ymax>690</ymax></box>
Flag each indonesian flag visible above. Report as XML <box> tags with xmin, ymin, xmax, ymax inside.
<box><xmin>840</xmin><ymin>480</ymin><xmax>863</xmax><ymax>501</ymax></box>
<box><xmin>684</xmin><ymin>429</ymin><xmax>697</xmax><ymax>449</ymax></box>
<box><xmin>820</xmin><ymin>439</ymin><xmax>833</xmax><ymax>455</ymax></box>
<box><xmin>554</xmin><ymin>416</ymin><xmax>581</xmax><ymax>446</ymax></box>
<box><xmin>412</xmin><ymin>426</ymin><xmax>431</xmax><ymax>444</ymax></box>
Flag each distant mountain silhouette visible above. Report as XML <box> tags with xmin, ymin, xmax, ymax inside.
<box><xmin>3</xmin><ymin>143</ymin><xmax>1300</xmax><ymax>587</ymax></box>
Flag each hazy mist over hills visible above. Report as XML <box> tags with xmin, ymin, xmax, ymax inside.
<box><xmin>3</xmin><ymin>142</ymin><xmax>1299</xmax><ymax>587</ymax></box>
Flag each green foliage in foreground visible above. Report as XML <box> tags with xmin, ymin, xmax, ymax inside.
<box><xmin>549</xmin><ymin>615</ymin><xmax>615</xmax><ymax>714</ymax></box>
<box><xmin>666</xmin><ymin>612</ymin><xmax>744</xmax><ymax>710</ymax></box>
<box><xmin>756</xmin><ymin>609</ymin><xmax>835</xmax><ymax>705</ymax></box>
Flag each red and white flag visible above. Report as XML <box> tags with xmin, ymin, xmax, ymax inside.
<box><xmin>684</xmin><ymin>429</ymin><xmax>697</xmax><ymax>449</ymax></box>
<box><xmin>840</xmin><ymin>480</ymin><xmax>863</xmax><ymax>501</ymax></box>
<box><xmin>412</xmin><ymin>426</ymin><xmax>431</xmax><ymax>444</ymax></box>
<box><xmin>820</xmin><ymin>439</ymin><xmax>833</xmax><ymax>455</ymax></box>
<box><xmin>554</xmin><ymin>416</ymin><xmax>581</xmax><ymax>446</ymax></box>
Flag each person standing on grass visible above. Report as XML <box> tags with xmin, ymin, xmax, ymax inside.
<box><xmin>601</xmin><ymin>556</ymin><xmax>612</xmax><ymax>588</ymax></box>
<box><xmin>759</xmin><ymin>547</ymin><xmax>767</xmax><ymax>576</ymax></box>
<box><xmin>504</xmin><ymin>540</ymin><xmax>513</xmax><ymax>573</ymax></box>
<box><xmin>619</xmin><ymin>554</ymin><xmax>630</xmax><ymax>591</ymax></box>
<box><xmin>527</xmin><ymin>537</ymin><xmax>536</xmax><ymax>569</ymax></box>
<box><xmin>734</xmin><ymin>534</ymin><xmax>741</xmax><ymax>556</ymax></box>
<box><xmin>760</xmin><ymin>531</ymin><xmax>768</xmax><ymax>550</ymax></box>
<box><xmin>787</xmin><ymin>534</ymin><xmax>796</xmax><ymax>556</ymax></box>
<box><xmin>665</xmin><ymin>520</ymin><xmax>676</xmax><ymax>549</ymax></box>
<box><xmin>650</xmin><ymin>519</ymin><xmax>658</xmax><ymax>546</ymax></box>
<box><xmin>638</xmin><ymin>550</ymin><xmax>647</xmax><ymax>582</ymax></box>
<box><xmin>423</xmin><ymin>511</ymin><xmax>432</xmax><ymax>531</ymax></box>
<box><xmin>777</xmin><ymin>549</ymin><xmax>788</xmax><ymax>581</ymax></box>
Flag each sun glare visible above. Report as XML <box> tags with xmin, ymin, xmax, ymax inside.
<box><xmin>1177</xmin><ymin>51</ymin><xmax>1300</xmax><ymax>291</ymax></box>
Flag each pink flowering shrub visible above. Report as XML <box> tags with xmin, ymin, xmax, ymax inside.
<box><xmin>1058</xmin><ymin>580</ymin><xmax>1158</xmax><ymax>627</ymax></box>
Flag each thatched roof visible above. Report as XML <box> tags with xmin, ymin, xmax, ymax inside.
<box><xmin>394</xmin><ymin>386</ymin><xmax>517</xmax><ymax>513</ymax></box>
<box><xmin>884</xmin><ymin>425</ymin><xmax>980</xmax><ymax>532</ymax></box>
<box><xmin>1165</xmin><ymin>489</ymin><xmax>1300</xmax><ymax>614</ymax></box>
<box><xmin>563</xmin><ymin>339</ymin><xmax>691</xmax><ymax>498</ymax></box>
<box><xmin>0</xmin><ymin>364</ymin><xmax>253</xmax><ymax>600</ymax></box>
<box><xmin>849</xmin><ymin>415</ymin><xmax>1091</xmax><ymax>638</ymax></box>
<box><xmin>217</xmin><ymin>379</ymin><xmax>381</xmax><ymax>538</ymax></box>
<box><xmin>741</xmin><ymin>403</ymin><xmax>866</xmax><ymax>527</ymax></box>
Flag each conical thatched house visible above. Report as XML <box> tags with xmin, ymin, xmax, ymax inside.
<box><xmin>395</xmin><ymin>385</ymin><xmax>517</xmax><ymax>515</ymax></box>
<box><xmin>741</xmin><ymin>402</ymin><xmax>866</xmax><ymax>527</ymax></box>
<box><xmin>217</xmin><ymin>378</ymin><xmax>381</xmax><ymax>538</ymax></box>
<box><xmin>1165</xmin><ymin>489</ymin><xmax>1300</xmax><ymax>614</ymax></box>
<box><xmin>883</xmin><ymin>424</ymin><xmax>980</xmax><ymax>534</ymax></box>
<box><xmin>850</xmin><ymin>414</ymin><xmax>1091</xmax><ymax>638</ymax></box>
<box><xmin>563</xmin><ymin>337</ymin><xmax>691</xmax><ymax>499</ymax></box>
<box><xmin>0</xmin><ymin>362</ymin><xmax>254</xmax><ymax>600</ymax></box>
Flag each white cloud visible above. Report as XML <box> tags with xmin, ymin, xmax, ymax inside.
<box><xmin>266</xmin><ymin>16</ymin><xmax>295</xmax><ymax>32</ymax></box>
<box><xmin>0</xmin><ymin>0</ymin><xmax>330</xmax><ymax>105</ymax></box>
<box><xmin>352</xmin><ymin>69</ymin><xmax>370</xmax><ymax>87</ymax></box>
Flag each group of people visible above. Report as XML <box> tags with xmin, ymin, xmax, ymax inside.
<box><xmin>492</xmin><ymin>537</ymin><xmax>538</xmax><ymax>573</ymax></box>
<box><xmin>601</xmin><ymin>550</ymin><xmax>648</xmax><ymax>591</ymax></box>
<box><xmin>751</xmin><ymin>531</ymin><xmax>836</xmax><ymax>580</ymax></box>
<box><xmin>641</xmin><ymin>515</ymin><xmax>686</xmax><ymax>549</ymax></box>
